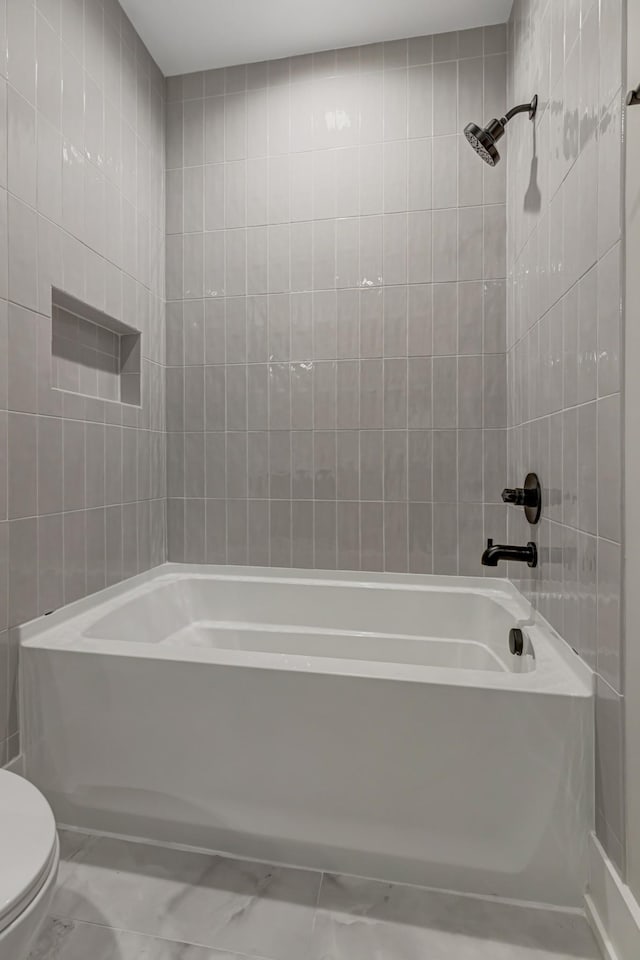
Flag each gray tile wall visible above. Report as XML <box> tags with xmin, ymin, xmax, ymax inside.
<box><xmin>507</xmin><ymin>0</ymin><xmax>625</xmax><ymax>870</ymax></box>
<box><xmin>0</xmin><ymin>0</ymin><xmax>167</xmax><ymax>766</ymax></box>
<box><xmin>165</xmin><ymin>28</ymin><xmax>509</xmax><ymax>574</ymax></box>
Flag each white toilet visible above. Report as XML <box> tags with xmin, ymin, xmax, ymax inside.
<box><xmin>0</xmin><ymin>771</ymin><xmax>60</xmax><ymax>960</ymax></box>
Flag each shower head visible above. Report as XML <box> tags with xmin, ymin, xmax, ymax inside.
<box><xmin>464</xmin><ymin>120</ymin><xmax>503</xmax><ymax>166</ymax></box>
<box><xmin>464</xmin><ymin>95</ymin><xmax>538</xmax><ymax>166</ymax></box>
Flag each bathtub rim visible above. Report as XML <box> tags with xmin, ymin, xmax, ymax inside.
<box><xmin>18</xmin><ymin>563</ymin><xmax>594</xmax><ymax>696</ymax></box>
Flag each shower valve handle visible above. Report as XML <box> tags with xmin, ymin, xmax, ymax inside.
<box><xmin>501</xmin><ymin>487</ymin><xmax>531</xmax><ymax>506</ymax></box>
<box><xmin>501</xmin><ymin>473</ymin><xmax>542</xmax><ymax>525</ymax></box>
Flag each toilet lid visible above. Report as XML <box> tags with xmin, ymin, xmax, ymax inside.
<box><xmin>0</xmin><ymin>772</ymin><xmax>58</xmax><ymax>933</ymax></box>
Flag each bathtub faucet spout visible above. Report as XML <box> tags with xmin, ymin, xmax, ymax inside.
<box><xmin>481</xmin><ymin>539</ymin><xmax>537</xmax><ymax>568</ymax></box>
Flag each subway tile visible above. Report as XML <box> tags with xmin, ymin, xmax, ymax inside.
<box><xmin>314</xmin><ymin>431</ymin><xmax>336</xmax><ymax>500</ymax></box>
<box><xmin>595</xmin><ymin>676</ymin><xmax>625</xmax><ymax>861</ymax></box>
<box><xmin>383</xmin><ymin>68</ymin><xmax>407</xmax><ymax>141</ymax></box>
<box><xmin>246</xmin><ymin>499</ymin><xmax>268</xmax><ymax>566</ymax></box>
<box><xmin>270</xmin><ymin>361</ymin><xmax>292</xmax><ymax>430</ymax></box>
<box><xmin>360</xmin><ymin>501</ymin><xmax>383</xmax><ymax>571</ymax></box>
<box><xmin>183</xmin><ymin>98</ymin><xmax>205</xmax><ymax>167</ymax></box>
<box><xmin>408</xmin><ymin>357</ymin><xmax>432</xmax><ymax>429</ymax></box>
<box><xmin>597</xmin><ymin>537</ymin><xmax>622</xmax><ymax>692</ymax></box>
<box><xmin>184</xmin><ymin>433</ymin><xmax>205</xmax><ymax>499</ymax></box>
<box><xmin>458</xmin><ymin>356</ymin><xmax>483</xmax><ymax>428</ymax></box>
<box><xmin>291</xmin><ymin>500</ymin><xmax>313</xmax><ymax>568</ymax></box>
<box><xmin>270</xmin><ymin>500</ymin><xmax>291</xmax><ymax>567</ymax></box>
<box><xmin>206</xmin><ymin>432</ymin><xmax>227</xmax><ymax>499</ymax></box>
<box><xmin>314</xmin><ymin>500</ymin><xmax>336</xmax><ymax>569</ymax></box>
<box><xmin>7</xmin><ymin>0</ymin><xmax>36</xmax><ymax>104</ymax></box>
<box><xmin>384</xmin><ymin>501</ymin><xmax>408</xmax><ymax>571</ymax></box>
<box><xmin>225</xmin><ymin>365</ymin><xmax>247</xmax><ymax>431</ymax></box>
<box><xmin>288</xmin><ymin>363</ymin><xmax>311</xmax><ymax>431</ymax></box>
<box><xmin>337</xmin><ymin>360</ymin><xmax>359</xmax><ymax>429</ymax></box>
<box><xmin>246</xmin><ymin>432</ymin><xmax>268</xmax><ymax>500</ymax></box>
<box><xmin>433</xmin><ymin>356</ymin><xmax>457</xmax><ymax>428</ymax></box>
<box><xmin>8</xmin><ymin>413</ymin><xmax>37</xmax><ymax>520</ymax></box>
<box><xmin>408</xmin><ymin>212</ymin><xmax>432</xmax><ymax>283</ymax></box>
<box><xmin>598</xmin><ymin>91</ymin><xmax>621</xmax><ymax>258</ymax></box>
<box><xmin>204</xmin><ymin>96</ymin><xmax>225</xmax><ymax>163</ymax></box>
<box><xmin>383</xmin><ymin>359</ymin><xmax>407</xmax><ymax>428</ymax></box>
<box><xmin>9</xmin><ymin>518</ymin><xmax>38</xmax><ymax>627</ymax></box>
<box><xmin>268</xmin><ymin>83</ymin><xmax>290</xmax><ymax>156</ymax></box>
<box><xmin>86</xmin><ymin>506</ymin><xmax>107</xmax><ymax>594</ymax></box>
<box><xmin>382</xmin><ymin>212</ymin><xmax>407</xmax><ymax>284</ymax></box>
<box><xmin>408</xmin><ymin>284</ymin><xmax>433</xmax><ymax>357</ymax></box>
<box><xmin>408</xmin><ymin>36</ymin><xmax>433</xmax><ymax>67</ymax></box>
<box><xmin>205</xmin><ymin>365</ymin><xmax>226</xmax><ymax>430</ymax></box>
<box><xmin>597</xmin><ymin>394</ymin><xmax>621</xmax><ymax>543</ymax></box>
<box><xmin>578</xmin><ymin>401</ymin><xmax>597</xmax><ymax>536</ymax></box>
<box><xmin>205</xmin><ymin>500</ymin><xmax>227</xmax><ymax>563</ymax></box>
<box><xmin>432</xmin><ymin>208</ymin><xmax>458</xmax><ymax>282</ymax></box>
<box><xmin>433</xmin><ymin>430</ymin><xmax>457</xmax><ymax>502</ymax></box>
<box><xmin>246</xmin><ymin>296</ymin><xmax>269</xmax><ymax>362</ymax></box>
<box><xmin>597</xmin><ymin>242</ymin><xmax>621</xmax><ymax>397</ymax></box>
<box><xmin>105</xmin><ymin>504</ymin><xmax>123</xmax><ymax>584</ymax></box>
<box><xmin>360</xmin><ymin>430</ymin><xmax>383</xmax><ymax>501</ymax></box>
<box><xmin>599</xmin><ymin>0</ymin><xmax>622</xmax><ymax>109</ymax></box>
<box><xmin>432</xmin><ymin>60</ymin><xmax>457</xmax><ymax>136</ymax></box>
<box><xmin>37</xmin><ymin>513</ymin><xmax>63</xmax><ymax>616</ymax></box>
<box><xmin>226</xmin><ymin>433</ymin><xmax>247</xmax><ymax>500</ymax></box>
<box><xmin>458</xmin><ymin>57</ymin><xmax>483</xmax><ymax>134</ymax></box>
<box><xmin>336</xmin><ymin>218</ymin><xmax>359</xmax><ymax>290</ymax></box>
<box><xmin>577</xmin><ymin>531</ymin><xmax>598</xmax><ymax>669</ymax></box>
<box><xmin>337</xmin><ymin>431</ymin><xmax>359</xmax><ymax>501</ymax></box>
<box><xmin>458</xmin><ymin>281</ymin><xmax>482</xmax><ymax>354</ymax></box>
<box><xmin>433</xmin><ymin>502</ymin><xmax>458</xmax><ymax>574</ymax></box>
<box><xmin>458</xmin><ymin>430</ymin><xmax>483</xmax><ymax>502</ymax></box>
<box><xmin>408</xmin><ymin>430</ymin><xmax>432</xmax><ymax>502</ymax></box>
<box><xmin>483</xmin><ymin>354</ymin><xmax>506</xmax><ymax>427</ymax></box>
<box><xmin>0</xmin><ymin>416</ymin><xmax>6</xmax><ymax>523</ymax></box>
<box><xmin>185</xmin><ymin>499</ymin><xmax>206</xmax><ymax>563</ymax></box>
<box><xmin>337</xmin><ymin>289</ymin><xmax>359</xmax><ymax>360</ymax></box>
<box><xmin>8</xmin><ymin>87</ymin><xmax>36</xmax><ymax>206</ymax></box>
<box><xmin>384</xmin><ymin>430</ymin><xmax>407</xmax><ymax>501</ymax></box>
<box><xmin>359</xmin><ymin>214</ymin><xmax>383</xmax><ymax>289</ymax></box>
<box><xmin>7</xmin><ymin>304</ymin><xmax>38</xmax><ymax>414</ymax></box>
<box><xmin>337</xmin><ymin>501</ymin><xmax>360</xmax><ymax>570</ymax></box>
<box><xmin>359</xmin><ymin>359</ymin><xmax>383</xmax><ymax>429</ymax></box>
<box><xmin>269</xmin><ymin>431</ymin><xmax>291</xmax><ymax>500</ymax></box>
<box><xmin>458</xmin><ymin>502</ymin><xmax>484</xmax><ymax>576</ymax></box>
<box><xmin>8</xmin><ymin>197</ymin><xmax>38</xmax><ymax>311</ymax></box>
<box><xmin>482</xmin><ymin>205</ymin><xmax>506</xmax><ymax>280</ymax></box>
<box><xmin>291</xmin><ymin>432</ymin><xmax>313</xmax><ymax>499</ymax></box>
<box><xmin>85</xmin><ymin>422</ymin><xmax>105</xmax><ymax>509</ymax></box>
<box><xmin>382</xmin><ymin>286</ymin><xmax>407</xmax><ymax>358</ymax></box>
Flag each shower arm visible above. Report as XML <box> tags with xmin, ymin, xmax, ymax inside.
<box><xmin>502</xmin><ymin>95</ymin><xmax>538</xmax><ymax>124</ymax></box>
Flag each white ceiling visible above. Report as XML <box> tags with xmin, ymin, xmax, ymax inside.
<box><xmin>120</xmin><ymin>0</ymin><xmax>513</xmax><ymax>77</ymax></box>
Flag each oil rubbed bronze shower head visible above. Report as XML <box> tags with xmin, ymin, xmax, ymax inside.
<box><xmin>464</xmin><ymin>95</ymin><xmax>538</xmax><ymax>166</ymax></box>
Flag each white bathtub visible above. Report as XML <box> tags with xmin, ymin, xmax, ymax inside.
<box><xmin>20</xmin><ymin>564</ymin><xmax>593</xmax><ymax>907</ymax></box>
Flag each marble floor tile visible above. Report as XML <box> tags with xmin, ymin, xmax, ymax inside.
<box><xmin>33</xmin><ymin>834</ymin><xmax>602</xmax><ymax>960</ymax></box>
<box><xmin>50</xmin><ymin>836</ymin><xmax>320</xmax><ymax>960</ymax></box>
<box><xmin>30</xmin><ymin>917</ymin><xmax>242</xmax><ymax>960</ymax></box>
<box><xmin>310</xmin><ymin>874</ymin><xmax>602</xmax><ymax>960</ymax></box>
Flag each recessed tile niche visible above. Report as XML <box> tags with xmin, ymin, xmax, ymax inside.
<box><xmin>51</xmin><ymin>289</ymin><xmax>142</xmax><ymax>406</ymax></box>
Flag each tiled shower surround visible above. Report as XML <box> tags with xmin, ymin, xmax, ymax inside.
<box><xmin>165</xmin><ymin>28</ymin><xmax>511</xmax><ymax>573</ymax></box>
<box><xmin>506</xmin><ymin>0</ymin><xmax>625</xmax><ymax>869</ymax></box>
<box><xmin>0</xmin><ymin>0</ymin><xmax>630</xmax><ymax>909</ymax></box>
<box><xmin>0</xmin><ymin>0</ymin><xmax>167</xmax><ymax>765</ymax></box>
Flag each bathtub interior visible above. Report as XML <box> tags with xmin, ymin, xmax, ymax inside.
<box><xmin>75</xmin><ymin>574</ymin><xmax>536</xmax><ymax>673</ymax></box>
